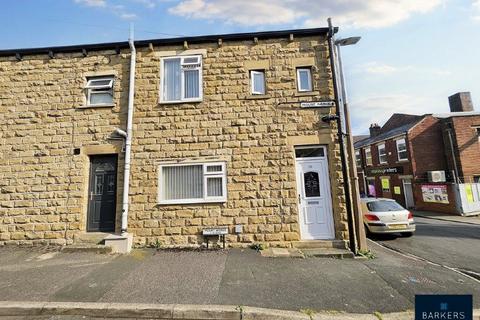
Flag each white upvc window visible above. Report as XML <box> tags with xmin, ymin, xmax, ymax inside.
<box><xmin>158</xmin><ymin>161</ymin><xmax>227</xmax><ymax>204</ymax></box>
<box><xmin>396</xmin><ymin>138</ymin><xmax>408</xmax><ymax>161</ymax></box>
<box><xmin>85</xmin><ymin>76</ymin><xmax>114</xmax><ymax>106</ymax></box>
<box><xmin>378</xmin><ymin>143</ymin><xmax>387</xmax><ymax>164</ymax></box>
<box><xmin>161</xmin><ymin>55</ymin><xmax>203</xmax><ymax>103</ymax></box>
<box><xmin>365</xmin><ymin>147</ymin><xmax>372</xmax><ymax>166</ymax></box>
<box><xmin>296</xmin><ymin>67</ymin><xmax>312</xmax><ymax>92</ymax></box>
<box><xmin>355</xmin><ymin>150</ymin><xmax>362</xmax><ymax>167</ymax></box>
<box><xmin>250</xmin><ymin>70</ymin><xmax>265</xmax><ymax>95</ymax></box>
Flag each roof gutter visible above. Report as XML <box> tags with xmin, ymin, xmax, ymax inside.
<box><xmin>121</xmin><ymin>28</ymin><xmax>136</xmax><ymax>234</ymax></box>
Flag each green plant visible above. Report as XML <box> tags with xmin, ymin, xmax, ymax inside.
<box><xmin>300</xmin><ymin>308</ymin><xmax>316</xmax><ymax>320</ymax></box>
<box><xmin>250</xmin><ymin>243</ymin><xmax>266</xmax><ymax>251</ymax></box>
<box><xmin>358</xmin><ymin>249</ymin><xmax>376</xmax><ymax>259</ymax></box>
<box><xmin>149</xmin><ymin>239</ymin><xmax>162</xmax><ymax>249</ymax></box>
<box><xmin>373</xmin><ymin>311</ymin><xmax>384</xmax><ymax>320</ymax></box>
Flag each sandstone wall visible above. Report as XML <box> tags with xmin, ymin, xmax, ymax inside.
<box><xmin>0</xmin><ymin>35</ymin><xmax>349</xmax><ymax>247</ymax></box>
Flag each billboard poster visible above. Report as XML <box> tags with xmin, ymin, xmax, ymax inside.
<box><xmin>421</xmin><ymin>184</ymin><xmax>449</xmax><ymax>204</ymax></box>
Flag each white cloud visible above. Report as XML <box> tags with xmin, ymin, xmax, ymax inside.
<box><xmin>74</xmin><ymin>0</ymin><xmax>137</xmax><ymax>20</ymax></box>
<box><xmin>169</xmin><ymin>0</ymin><xmax>302</xmax><ymax>25</ymax></box>
<box><xmin>131</xmin><ymin>0</ymin><xmax>156</xmax><ymax>8</ymax></box>
<box><xmin>362</xmin><ymin>62</ymin><xmax>403</xmax><ymax>74</ymax></box>
<box><xmin>74</xmin><ymin>0</ymin><xmax>106</xmax><ymax>7</ymax></box>
<box><xmin>168</xmin><ymin>0</ymin><xmax>442</xmax><ymax>28</ymax></box>
<box><xmin>473</xmin><ymin>0</ymin><xmax>480</xmax><ymax>21</ymax></box>
<box><xmin>350</xmin><ymin>94</ymin><xmax>435</xmax><ymax>134</ymax></box>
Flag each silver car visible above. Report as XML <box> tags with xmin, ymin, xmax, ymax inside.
<box><xmin>361</xmin><ymin>198</ymin><xmax>415</xmax><ymax>236</ymax></box>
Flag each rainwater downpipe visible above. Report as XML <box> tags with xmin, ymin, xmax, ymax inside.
<box><xmin>447</xmin><ymin>128</ymin><xmax>460</xmax><ymax>184</ymax></box>
<box><xmin>121</xmin><ymin>28</ymin><xmax>136</xmax><ymax>234</ymax></box>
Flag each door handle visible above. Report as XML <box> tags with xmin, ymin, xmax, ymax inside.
<box><xmin>298</xmin><ymin>194</ymin><xmax>301</xmax><ymax>204</ymax></box>
<box><xmin>90</xmin><ymin>192</ymin><xmax>93</xmax><ymax>200</ymax></box>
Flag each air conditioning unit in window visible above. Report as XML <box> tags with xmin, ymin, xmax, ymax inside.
<box><xmin>428</xmin><ymin>171</ymin><xmax>446</xmax><ymax>183</ymax></box>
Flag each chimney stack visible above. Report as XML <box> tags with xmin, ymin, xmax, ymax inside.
<box><xmin>448</xmin><ymin>92</ymin><xmax>474</xmax><ymax>112</ymax></box>
<box><xmin>369</xmin><ymin>123</ymin><xmax>381</xmax><ymax>137</ymax></box>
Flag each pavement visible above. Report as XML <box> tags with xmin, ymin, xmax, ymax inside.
<box><xmin>0</xmin><ymin>242</ymin><xmax>478</xmax><ymax>315</ymax></box>
<box><xmin>414</xmin><ymin>210</ymin><xmax>480</xmax><ymax>225</ymax></box>
<box><xmin>372</xmin><ymin>215</ymin><xmax>480</xmax><ymax>277</ymax></box>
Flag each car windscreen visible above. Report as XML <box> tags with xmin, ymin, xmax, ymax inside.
<box><xmin>367</xmin><ymin>200</ymin><xmax>404</xmax><ymax>212</ymax></box>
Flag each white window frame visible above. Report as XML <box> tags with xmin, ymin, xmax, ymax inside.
<box><xmin>250</xmin><ymin>70</ymin><xmax>266</xmax><ymax>95</ymax></box>
<box><xmin>396</xmin><ymin>138</ymin><xmax>408</xmax><ymax>161</ymax></box>
<box><xmin>378</xmin><ymin>143</ymin><xmax>387</xmax><ymax>164</ymax></box>
<box><xmin>157</xmin><ymin>161</ymin><xmax>227</xmax><ymax>205</ymax></box>
<box><xmin>160</xmin><ymin>55</ymin><xmax>203</xmax><ymax>103</ymax></box>
<box><xmin>365</xmin><ymin>147</ymin><xmax>372</xmax><ymax>166</ymax></box>
<box><xmin>355</xmin><ymin>150</ymin><xmax>362</xmax><ymax>167</ymax></box>
<box><xmin>85</xmin><ymin>76</ymin><xmax>114</xmax><ymax>106</ymax></box>
<box><xmin>296</xmin><ymin>67</ymin><xmax>312</xmax><ymax>92</ymax></box>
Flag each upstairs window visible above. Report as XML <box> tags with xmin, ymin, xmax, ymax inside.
<box><xmin>158</xmin><ymin>162</ymin><xmax>227</xmax><ymax>204</ymax></box>
<box><xmin>85</xmin><ymin>76</ymin><xmax>114</xmax><ymax>106</ymax></box>
<box><xmin>250</xmin><ymin>70</ymin><xmax>265</xmax><ymax>95</ymax></box>
<box><xmin>355</xmin><ymin>150</ymin><xmax>362</xmax><ymax>167</ymax></box>
<box><xmin>396</xmin><ymin>138</ymin><xmax>408</xmax><ymax>161</ymax></box>
<box><xmin>161</xmin><ymin>55</ymin><xmax>202</xmax><ymax>102</ymax></box>
<box><xmin>365</xmin><ymin>147</ymin><xmax>373</xmax><ymax>166</ymax></box>
<box><xmin>296</xmin><ymin>67</ymin><xmax>312</xmax><ymax>92</ymax></box>
<box><xmin>378</xmin><ymin>143</ymin><xmax>387</xmax><ymax>164</ymax></box>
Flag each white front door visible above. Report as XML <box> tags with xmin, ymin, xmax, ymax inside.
<box><xmin>295</xmin><ymin>153</ymin><xmax>335</xmax><ymax>240</ymax></box>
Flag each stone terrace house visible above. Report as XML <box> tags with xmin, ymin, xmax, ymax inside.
<box><xmin>0</xmin><ymin>28</ymin><xmax>353</xmax><ymax>250</ymax></box>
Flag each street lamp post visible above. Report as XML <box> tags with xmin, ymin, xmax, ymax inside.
<box><xmin>334</xmin><ymin>36</ymin><xmax>368</xmax><ymax>252</ymax></box>
<box><xmin>327</xmin><ymin>18</ymin><xmax>367</xmax><ymax>254</ymax></box>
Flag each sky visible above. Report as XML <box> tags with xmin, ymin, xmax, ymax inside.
<box><xmin>1</xmin><ymin>0</ymin><xmax>479</xmax><ymax>134</ymax></box>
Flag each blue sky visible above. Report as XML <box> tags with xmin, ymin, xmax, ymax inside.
<box><xmin>1</xmin><ymin>0</ymin><xmax>479</xmax><ymax>134</ymax></box>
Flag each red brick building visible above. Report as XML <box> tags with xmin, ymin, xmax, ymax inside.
<box><xmin>354</xmin><ymin>92</ymin><xmax>480</xmax><ymax>214</ymax></box>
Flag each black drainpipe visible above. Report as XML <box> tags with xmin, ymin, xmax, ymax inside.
<box><xmin>327</xmin><ymin>18</ymin><xmax>357</xmax><ymax>254</ymax></box>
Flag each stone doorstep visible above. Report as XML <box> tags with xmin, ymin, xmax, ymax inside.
<box><xmin>73</xmin><ymin>232</ymin><xmax>115</xmax><ymax>245</ymax></box>
<box><xmin>292</xmin><ymin>240</ymin><xmax>349</xmax><ymax>249</ymax></box>
<box><xmin>260</xmin><ymin>248</ymin><xmax>305</xmax><ymax>258</ymax></box>
<box><xmin>260</xmin><ymin>247</ymin><xmax>355</xmax><ymax>259</ymax></box>
<box><xmin>301</xmin><ymin>248</ymin><xmax>355</xmax><ymax>259</ymax></box>
<box><xmin>61</xmin><ymin>244</ymin><xmax>113</xmax><ymax>254</ymax></box>
<box><xmin>0</xmin><ymin>301</ymin><xmax>425</xmax><ymax>319</ymax></box>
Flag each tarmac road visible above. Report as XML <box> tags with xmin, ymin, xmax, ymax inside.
<box><xmin>371</xmin><ymin>216</ymin><xmax>480</xmax><ymax>277</ymax></box>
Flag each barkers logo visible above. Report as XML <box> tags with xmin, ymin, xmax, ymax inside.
<box><xmin>415</xmin><ymin>295</ymin><xmax>472</xmax><ymax>320</ymax></box>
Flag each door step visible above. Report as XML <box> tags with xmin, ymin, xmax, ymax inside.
<box><xmin>73</xmin><ymin>232</ymin><xmax>114</xmax><ymax>245</ymax></box>
<box><xmin>61</xmin><ymin>244</ymin><xmax>113</xmax><ymax>254</ymax></box>
<box><xmin>292</xmin><ymin>240</ymin><xmax>348</xmax><ymax>249</ymax></box>
<box><xmin>301</xmin><ymin>248</ymin><xmax>354</xmax><ymax>259</ymax></box>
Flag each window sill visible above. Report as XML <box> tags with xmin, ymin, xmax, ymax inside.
<box><xmin>158</xmin><ymin>99</ymin><xmax>203</xmax><ymax>105</ymax></box>
<box><xmin>158</xmin><ymin>198</ymin><xmax>226</xmax><ymax>205</ymax></box>
<box><xmin>294</xmin><ymin>91</ymin><xmax>319</xmax><ymax>97</ymax></box>
<box><xmin>246</xmin><ymin>94</ymin><xmax>271</xmax><ymax>100</ymax></box>
<box><xmin>397</xmin><ymin>159</ymin><xmax>409</xmax><ymax>163</ymax></box>
<box><xmin>77</xmin><ymin>104</ymin><xmax>115</xmax><ymax>109</ymax></box>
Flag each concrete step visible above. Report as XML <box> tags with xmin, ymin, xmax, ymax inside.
<box><xmin>73</xmin><ymin>232</ymin><xmax>113</xmax><ymax>245</ymax></box>
<box><xmin>61</xmin><ymin>244</ymin><xmax>113</xmax><ymax>254</ymax></box>
<box><xmin>292</xmin><ymin>240</ymin><xmax>348</xmax><ymax>249</ymax></box>
<box><xmin>301</xmin><ymin>248</ymin><xmax>354</xmax><ymax>259</ymax></box>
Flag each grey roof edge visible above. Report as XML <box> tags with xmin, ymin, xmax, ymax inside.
<box><xmin>0</xmin><ymin>27</ymin><xmax>336</xmax><ymax>57</ymax></box>
<box><xmin>354</xmin><ymin>116</ymin><xmax>426</xmax><ymax>149</ymax></box>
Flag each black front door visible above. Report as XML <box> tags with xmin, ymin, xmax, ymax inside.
<box><xmin>87</xmin><ymin>155</ymin><xmax>117</xmax><ymax>232</ymax></box>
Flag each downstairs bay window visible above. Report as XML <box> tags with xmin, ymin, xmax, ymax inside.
<box><xmin>158</xmin><ymin>162</ymin><xmax>227</xmax><ymax>204</ymax></box>
<box><xmin>161</xmin><ymin>55</ymin><xmax>203</xmax><ymax>103</ymax></box>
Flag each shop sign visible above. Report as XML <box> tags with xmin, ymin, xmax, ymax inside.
<box><xmin>421</xmin><ymin>184</ymin><xmax>449</xmax><ymax>204</ymax></box>
<box><xmin>367</xmin><ymin>166</ymin><xmax>404</xmax><ymax>175</ymax></box>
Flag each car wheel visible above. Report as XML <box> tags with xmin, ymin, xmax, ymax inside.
<box><xmin>400</xmin><ymin>232</ymin><xmax>413</xmax><ymax>237</ymax></box>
